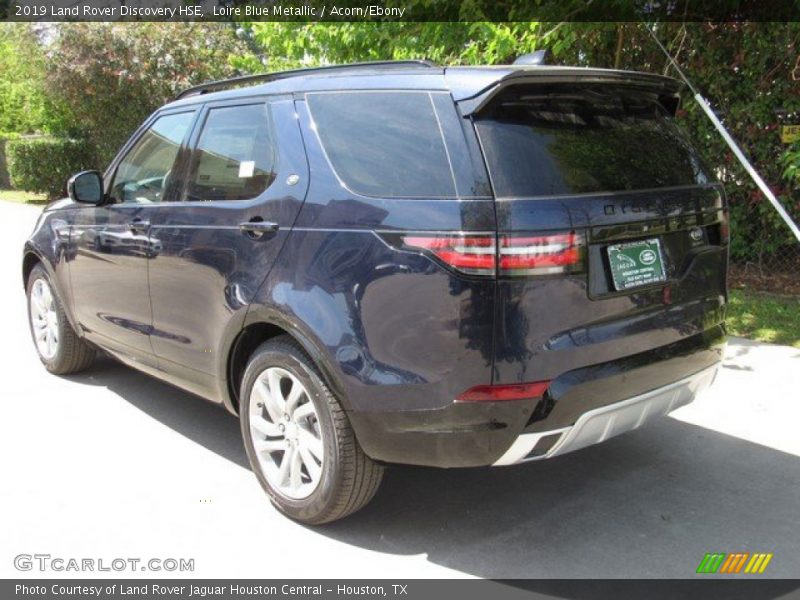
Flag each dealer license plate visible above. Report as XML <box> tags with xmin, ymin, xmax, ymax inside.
<box><xmin>607</xmin><ymin>238</ymin><xmax>667</xmax><ymax>291</ymax></box>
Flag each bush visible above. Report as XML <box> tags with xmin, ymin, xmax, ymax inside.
<box><xmin>7</xmin><ymin>137</ymin><xmax>94</xmax><ymax>199</ymax></box>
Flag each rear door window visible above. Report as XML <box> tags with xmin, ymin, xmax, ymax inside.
<box><xmin>475</xmin><ymin>85</ymin><xmax>711</xmax><ymax>197</ymax></box>
<box><xmin>186</xmin><ymin>103</ymin><xmax>277</xmax><ymax>202</ymax></box>
<box><xmin>307</xmin><ymin>91</ymin><xmax>456</xmax><ymax>198</ymax></box>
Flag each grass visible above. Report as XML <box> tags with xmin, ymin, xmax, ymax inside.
<box><xmin>0</xmin><ymin>188</ymin><xmax>48</xmax><ymax>204</ymax></box>
<box><xmin>726</xmin><ymin>290</ymin><xmax>800</xmax><ymax>348</ymax></box>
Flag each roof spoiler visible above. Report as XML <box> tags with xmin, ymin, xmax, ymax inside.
<box><xmin>457</xmin><ymin>68</ymin><xmax>683</xmax><ymax>116</ymax></box>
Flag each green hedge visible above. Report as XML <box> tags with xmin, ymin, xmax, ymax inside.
<box><xmin>7</xmin><ymin>137</ymin><xmax>93</xmax><ymax>199</ymax></box>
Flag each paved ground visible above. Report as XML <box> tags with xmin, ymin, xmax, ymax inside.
<box><xmin>1</xmin><ymin>200</ymin><xmax>798</xmax><ymax>579</ymax></box>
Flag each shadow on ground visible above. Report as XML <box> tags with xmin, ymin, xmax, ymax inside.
<box><xmin>68</xmin><ymin>355</ymin><xmax>800</xmax><ymax>580</ymax></box>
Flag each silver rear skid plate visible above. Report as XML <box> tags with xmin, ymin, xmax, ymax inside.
<box><xmin>493</xmin><ymin>364</ymin><xmax>720</xmax><ymax>466</ymax></box>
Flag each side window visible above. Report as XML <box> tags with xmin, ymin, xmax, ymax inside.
<box><xmin>185</xmin><ymin>103</ymin><xmax>277</xmax><ymax>202</ymax></box>
<box><xmin>306</xmin><ymin>91</ymin><xmax>456</xmax><ymax>198</ymax></box>
<box><xmin>111</xmin><ymin>111</ymin><xmax>195</xmax><ymax>204</ymax></box>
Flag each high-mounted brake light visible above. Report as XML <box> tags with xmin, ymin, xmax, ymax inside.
<box><xmin>456</xmin><ymin>381</ymin><xmax>551</xmax><ymax>402</ymax></box>
<box><xmin>401</xmin><ymin>231</ymin><xmax>585</xmax><ymax>277</ymax></box>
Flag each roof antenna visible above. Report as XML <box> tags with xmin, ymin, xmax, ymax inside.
<box><xmin>513</xmin><ymin>50</ymin><xmax>550</xmax><ymax>66</ymax></box>
<box><xmin>644</xmin><ymin>24</ymin><xmax>800</xmax><ymax>243</ymax></box>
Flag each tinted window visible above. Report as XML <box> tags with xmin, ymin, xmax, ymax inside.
<box><xmin>186</xmin><ymin>104</ymin><xmax>276</xmax><ymax>202</ymax></box>
<box><xmin>111</xmin><ymin>111</ymin><xmax>195</xmax><ymax>204</ymax></box>
<box><xmin>307</xmin><ymin>92</ymin><xmax>456</xmax><ymax>198</ymax></box>
<box><xmin>475</xmin><ymin>85</ymin><xmax>710</xmax><ymax>197</ymax></box>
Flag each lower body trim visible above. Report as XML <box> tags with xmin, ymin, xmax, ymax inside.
<box><xmin>492</xmin><ymin>363</ymin><xmax>719</xmax><ymax>466</ymax></box>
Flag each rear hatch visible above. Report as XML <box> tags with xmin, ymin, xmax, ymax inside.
<box><xmin>467</xmin><ymin>79</ymin><xmax>728</xmax><ymax>386</ymax></box>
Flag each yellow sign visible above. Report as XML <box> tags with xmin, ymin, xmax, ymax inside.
<box><xmin>781</xmin><ymin>124</ymin><xmax>800</xmax><ymax>143</ymax></box>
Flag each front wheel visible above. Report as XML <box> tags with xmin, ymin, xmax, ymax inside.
<box><xmin>240</xmin><ymin>336</ymin><xmax>383</xmax><ymax>524</ymax></box>
<box><xmin>26</xmin><ymin>264</ymin><xmax>95</xmax><ymax>375</ymax></box>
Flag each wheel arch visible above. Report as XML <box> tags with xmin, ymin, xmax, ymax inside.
<box><xmin>226</xmin><ymin>314</ymin><xmax>347</xmax><ymax>416</ymax></box>
<box><xmin>22</xmin><ymin>247</ymin><xmax>45</xmax><ymax>289</ymax></box>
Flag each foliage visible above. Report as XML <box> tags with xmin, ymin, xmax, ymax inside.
<box><xmin>726</xmin><ymin>290</ymin><xmax>800</xmax><ymax>348</ymax></box>
<box><xmin>7</xmin><ymin>137</ymin><xmax>94</xmax><ymax>199</ymax></box>
<box><xmin>0</xmin><ymin>24</ymin><xmax>52</xmax><ymax>135</ymax></box>
<box><xmin>782</xmin><ymin>142</ymin><xmax>800</xmax><ymax>186</ymax></box>
<box><xmin>232</xmin><ymin>22</ymin><xmax>549</xmax><ymax>71</ymax></box>
<box><xmin>43</xmin><ymin>23</ymin><xmax>250</xmax><ymax>168</ymax></box>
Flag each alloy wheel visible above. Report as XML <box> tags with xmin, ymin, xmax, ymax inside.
<box><xmin>30</xmin><ymin>278</ymin><xmax>59</xmax><ymax>360</ymax></box>
<box><xmin>248</xmin><ymin>367</ymin><xmax>325</xmax><ymax>499</ymax></box>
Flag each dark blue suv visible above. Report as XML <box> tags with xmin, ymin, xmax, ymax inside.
<box><xmin>23</xmin><ymin>61</ymin><xmax>727</xmax><ymax>523</ymax></box>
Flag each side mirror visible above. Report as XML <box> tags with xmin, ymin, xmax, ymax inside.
<box><xmin>68</xmin><ymin>170</ymin><xmax>104</xmax><ymax>204</ymax></box>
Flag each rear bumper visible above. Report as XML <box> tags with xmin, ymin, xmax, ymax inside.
<box><xmin>493</xmin><ymin>362</ymin><xmax>719</xmax><ymax>465</ymax></box>
<box><xmin>349</xmin><ymin>328</ymin><xmax>725</xmax><ymax>468</ymax></box>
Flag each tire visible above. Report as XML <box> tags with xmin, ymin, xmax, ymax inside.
<box><xmin>26</xmin><ymin>263</ymin><xmax>95</xmax><ymax>375</ymax></box>
<box><xmin>240</xmin><ymin>336</ymin><xmax>384</xmax><ymax>524</ymax></box>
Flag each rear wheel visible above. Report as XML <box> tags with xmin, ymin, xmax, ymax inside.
<box><xmin>240</xmin><ymin>336</ymin><xmax>383</xmax><ymax>524</ymax></box>
<box><xmin>26</xmin><ymin>264</ymin><xmax>95</xmax><ymax>375</ymax></box>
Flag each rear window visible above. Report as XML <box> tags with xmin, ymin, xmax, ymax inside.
<box><xmin>475</xmin><ymin>85</ymin><xmax>711</xmax><ymax>197</ymax></box>
<box><xmin>307</xmin><ymin>91</ymin><xmax>456</xmax><ymax>198</ymax></box>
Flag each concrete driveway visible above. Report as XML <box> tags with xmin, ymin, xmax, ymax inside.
<box><xmin>1</xmin><ymin>200</ymin><xmax>798</xmax><ymax>579</ymax></box>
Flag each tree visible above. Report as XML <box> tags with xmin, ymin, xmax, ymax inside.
<box><xmin>43</xmin><ymin>23</ymin><xmax>251</xmax><ymax>167</ymax></box>
<box><xmin>0</xmin><ymin>24</ymin><xmax>51</xmax><ymax>135</ymax></box>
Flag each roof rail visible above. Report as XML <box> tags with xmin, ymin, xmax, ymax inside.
<box><xmin>174</xmin><ymin>60</ymin><xmax>438</xmax><ymax>100</ymax></box>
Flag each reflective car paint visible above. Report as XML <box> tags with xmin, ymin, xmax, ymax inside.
<box><xmin>22</xmin><ymin>66</ymin><xmax>728</xmax><ymax>468</ymax></box>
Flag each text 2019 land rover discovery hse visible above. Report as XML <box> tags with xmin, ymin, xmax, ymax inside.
<box><xmin>23</xmin><ymin>60</ymin><xmax>727</xmax><ymax>523</ymax></box>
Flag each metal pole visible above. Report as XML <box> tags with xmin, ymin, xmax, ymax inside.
<box><xmin>646</xmin><ymin>25</ymin><xmax>800</xmax><ymax>243</ymax></box>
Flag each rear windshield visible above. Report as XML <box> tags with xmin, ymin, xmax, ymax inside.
<box><xmin>307</xmin><ymin>91</ymin><xmax>456</xmax><ymax>198</ymax></box>
<box><xmin>475</xmin><ymin>85</ymin><xmax>711</xmax><ymax>197</ymax></box>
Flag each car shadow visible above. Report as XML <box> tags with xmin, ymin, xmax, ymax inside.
<box><xmin>66</xmin><ymin>354</ymin><xmax>800</xmax><ymax>581</ymax></box>
<box><xmin>65</xmin><ymin>354</ymin><xmax>249</xmax><ymax>469</ymax></box>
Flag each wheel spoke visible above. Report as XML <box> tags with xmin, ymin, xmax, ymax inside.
<box><xmin>41</xmin><ymin>285</ymin><xmax>53</xmax><ymax>309</ymax></box>
<box><xmin>299</xmin><ymin>445</ymin><xmax>321</xmax><ymax>481</ymax></box>
<box><xmin>266</xmin><ymin>370</ymin><xmax>288</xmax><ymax>419</ymax></box>
<box><xmin>289</xmin><ymin>446</ymin><xmax>303</xmax><ymax>491</ymax></box>
<box><xmin>299</xmin><ymin>428</ymin><xmax>323</xmax><ymax>460</ymax></box>
<box><xmin>31</xmin><ymin>292</ymin><xmax>46</xmax><ymax>314</ymax></box>
<box><xmin>253</xmin><ymin>438</ymin><xmax>286</xmax><ymax>453</ymax></box>
<box><xmin>292</xmin><ymin>401</ymin><xmax>315</xmax><ymax>421</ymax></box>
<box><xmin>285</xmin><ymin>374</ymin><xmax>305</xmax><ymax>414</ymax></box>
<box><xmin>277</xmin><ymin>445</ymin><xmax>295</xmax><ymax>487</ymax></box>
<box><xmin>250</xmin><ymin>414</ymin><xmax>281</xmax><ymax>437</ymax></box>
<box><xmin>254</xmin><ymin>379</ymin><xmax>282</xmax><ymax>423</ymax></box>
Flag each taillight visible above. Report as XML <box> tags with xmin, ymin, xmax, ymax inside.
<box><xmin>400</xmin><ymin>231</ymin><xmax>585</xmax><ymax>277</ymax></box>
<box><xmin>456</xmin><ymin>381</ymin><xmax>550</xmax><ymax>402</ymax></box>
<box><xmin>401</xmin><ymin>235</ymin><xmax>496</xmax><ymax>276</ymax></box>
<box><xmin>499</xmin><ymin>232</ymin><xmax>585</xmax><ymax>276</ymax></box>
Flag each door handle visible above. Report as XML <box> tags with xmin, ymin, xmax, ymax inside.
<box><xmin>128</xmin><ymin>218</ymin><xmax>150</xmax><ymax>233</ymax></box>
<box><xmin>240</xmin><ymin>220</ymin><xmax>279</xmax><ymax>238</ymax></box>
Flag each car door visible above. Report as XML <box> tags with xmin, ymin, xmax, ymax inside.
<box><xmin>146</xmin><ymin>96</ymin><xmax>309</xmax><ymax>393</ymax></box>
<box><xmin>69</xmin><ymin>109</ymin><xmax>197</xmax><ymax>362</ymax></box>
